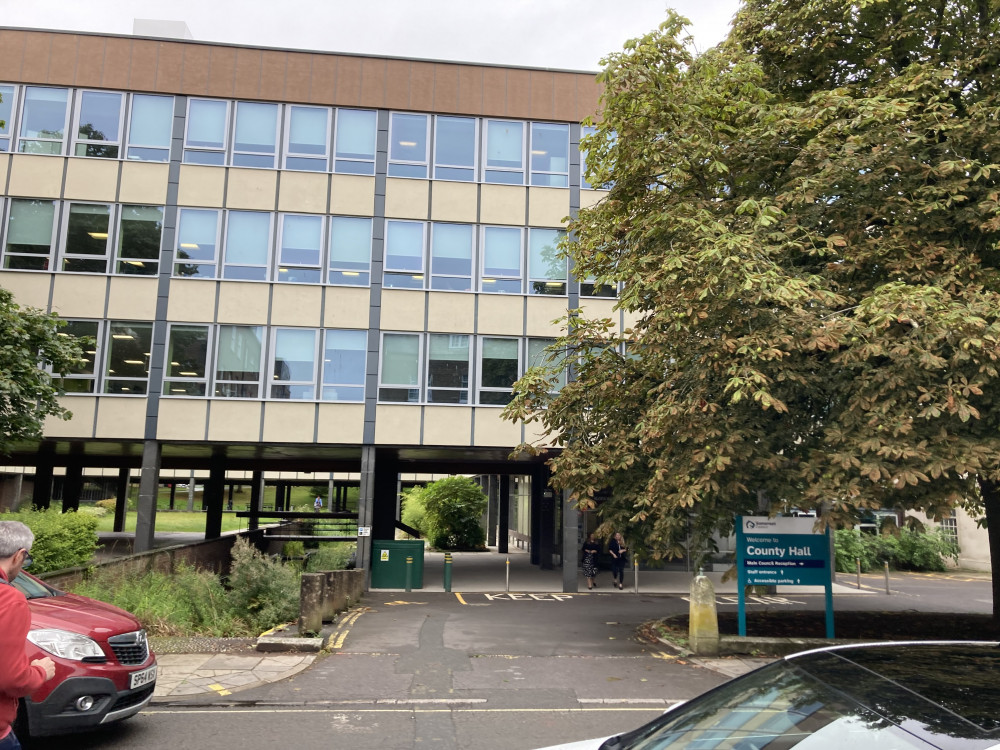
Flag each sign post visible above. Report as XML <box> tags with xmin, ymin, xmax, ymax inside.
<box><xmin>736</xmin><ymin>516</ymin><xmax>834</xmax><ymax>638</ymax></box>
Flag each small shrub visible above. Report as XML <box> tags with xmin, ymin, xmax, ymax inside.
<box><xmin>78</xmin><ymin>505</ymin><xmax>107</xmax><ymax>518</ymax></box>
<box><xmin>305</xmin><ymin>543</ymin><xmax>357</xmax><ymax>571</ymax></box>
<box><xmin>835</xmin><ymin>527</ymin><xmax>959</xmax><ymax>573</ymax></box>
<box><xmin>400</xmin><ymin>487</ymin><xmax>429</xmax><ymax>537</ymax></box>
<box><xmin>225</xmin><ymin>538</ymin><xmax>300</xmax><ymax>633</ymax></box>
<box><xmin>421</xmin><ymin>476</ymin><xmax>487</xmax><ymax>550</ymax></box>
<box><xmin>1</xmin><ymin>509</ymin><xmax>98</xmax><ymax>573</ymax></box>
<box><xmin>95</xmin><ymin>498</ymin><xmax>117</xmax><ymax>512</ymax></box>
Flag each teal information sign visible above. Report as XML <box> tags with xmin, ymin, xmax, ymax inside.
<box><xmin>736</xmin><ymin>516</ymin><xmax>834</xmax><ymax>638</ymax></box>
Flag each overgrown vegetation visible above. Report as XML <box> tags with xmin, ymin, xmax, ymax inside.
<box><xmin>401</xmin><ymin>477</ymin><xmax>487</xmax><ymax>550</ymax></box>
<box><xmin>834</xmin><ymin>529</ymin><xmax>959</xmax><ymax>573</ymax></box>
<box><xmin>0</xmin><ymin>509</ymin><xmax>98</xmax><ymax>573</ymax></box>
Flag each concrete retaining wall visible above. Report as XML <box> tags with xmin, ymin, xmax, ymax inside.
<box><xmin>299</xmin><ymin>569</ymin><xmax>366</xmax><ymax>634</ymax></box>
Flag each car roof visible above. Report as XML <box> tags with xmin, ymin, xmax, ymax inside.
<box><xmin>786</xmin><ymin>641</ymin><xmax>1000</xmax><ymax>747</ymax></box>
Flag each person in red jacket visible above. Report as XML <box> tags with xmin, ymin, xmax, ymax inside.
<box><xmin>0</xmin><ymin>521</ymin><xmax>55</xmax><ymax>750</ymax></box>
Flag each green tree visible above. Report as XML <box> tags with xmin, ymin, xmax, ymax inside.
<box><xmin>0</xmin><ymin>288</ymin><xmax>88</xmax><ymax>454</ymax></box>
<box><xmin>420</xmin><ymin>476</ymin><xmax>487</xmax><ymax>550</ymax></box>
<box><xmin>503</xmin><ymin>1</ymin><xmax>1000</xmax><ymax>624</ymax></box>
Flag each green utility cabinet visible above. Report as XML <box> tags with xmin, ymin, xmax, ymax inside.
<box><xmin>370</xmin><ymin>540</ymin><xmax>425</xmax><ymax>589</ymax></box>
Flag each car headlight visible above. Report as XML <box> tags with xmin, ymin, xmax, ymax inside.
<box><xmin>28</xmin><ymin>629</ymin><xmax>105</xmax><ymax>661</ymax></box>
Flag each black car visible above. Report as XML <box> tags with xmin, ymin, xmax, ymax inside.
<box><xmin>536</xmin><ymin>641</ymin><xmax>1000</xmax><ymax>749</ymax></box>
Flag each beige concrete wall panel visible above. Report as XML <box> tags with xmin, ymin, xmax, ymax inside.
<box><xmin>207</xmin><ymin>46</ymin><xmax>237</xmax><ymax>98</ymax></box>
<box><xmin>554</xmin><ymin>72</ymin><xmax>581</xmax><ymax>122</ymax></box>
<box><xmin>44</xmin><ymin>397</ymin><xmax>96</xmax><ymax>438</ymax></box>
<box><xmin>427</xmin><ymin>293</ymin><xmax>475</xmax><ymax>334</ymax></box>
<box><xmin>525</xmin><ymin>296</ymin><xmax>569</xmax><ymax>337</ymax></box>
<box><xmin>322</xmin><ymin>287</ymin><xmax>370</xmax><ymax>328</ymax></box>
<box><xmin>429</xmin><ymin>181</ymin><xmax>477</xmax><ymax>223</ymax></box>
<box><xmin>262</xmin><ymin>401</ymin><xmax>315</xmax><ymax>443</ymax></box>
<box><xmin>0</xmin><ymin>272</ymin><xmax>51</xmax><ymax>309</ymax></box>
<box><xmin>75</xmin><ymin>36</ymin><xmax>106</xmax><ymax>88</ymax></box>
<box><xmin>217</xmin><ymin>282</ymin><xmax>269</xmax><ymax>324</ymax></box>
<box><xmin>529</xmin><ymin>71</ymin><xmax>555</xmax><ymax>121</ymax></box>
<box><xmin>384</xmin><ymin>178</ymin><xmax>429</xmax><ymax>220</ymax></box>
<box><xmin>329</xmin><ymin>175</ymin><xmax>375</xmax><ymax>216</ymax></box>
<box><xmin>506</xmin><ymin>69</ymin><xmax>532</xmax><ymax>119</ymax></box>
<box><xmin>479</xmin><ymin>184</ymin><xmax>526</xmax><ymax>226</ymax></box>
<box><xmin>476</xmin><ymin>295</ymin><xmax>524</xmax><ymax>336</ymax></box>
<box><xmin>156</xmin><ymin>399</ymin><xmax>209</xmax><ymax>441</ymax></box>
<box><xmin>285</xmin><ymin>52</ymin><xmax>312</xmax><ymax>103</ymax></box>
<box><xmin>622</xmin><ymin>309</ymin><xmax>641</xmax><ymax>333</ymax></box>
<box><xmin>360</xmin><ymin>58</ymin><xmax>387</xmax><ymax>108</ymax></box>
<box><xmin>385</xmin><ymin>59</ymin><xmax>411</xmax><ymax>109</ymax></box>
<box><xmin>0</xmin><ymin>30</ymin><xmax>27</xmax><ymax>82</ymax></box>
<box><xmin>95</xmin><ymin>398</ymin><xmax>146</xmax><ymax>440</ymax></box>
<box><xmin>277</xmin><ymin>171</ymin><xmax>329</xmax><ymax>214</ymax></box>
<box><xmin>457</xmin><ymin>66</ymin><xmax>483</xmax><ymax>115</ymax></box>
<box><xmin>181</xmin><ymin>44</ymin><xmax>211</xmax><ymax>95</ymax></box>
<box><xmin>0</xmin><ymin>155</ymin><xmax>9</xmax><ymax>191</ymax></box>
<box><xmin>261</xmin><ymin>50</ymin><xmax>287</xmax><ymax>100</ymax></box>
<box><xmin>482</xmin><ymin>68</ymin><xmax>507</xmax><ymax>117</ymax></box>
<box><xmin>107</xmin><ymin>277</ymin><xmax>158</xmax><ymax>320</ymax></box>
<box><xmin>432</xmin><ymin>64</ymin><xmax>459</xmax><ymax>113</ymax></box>
<box><xmin>234</xmin><ymin>47</ymin><xmax>262</xmax><ymax>99</ymax></box>
<box><xmin>528</xmin><ymin>187</ymin><xmax>570</xmax><ymax>228</ymax></box>
<box><xmin>165</xmin><ymin>279</ymin><xmax>217</xmax><ymax>322</ymax></box>
<box><xmin>102</xmin><ymin>37</ymin><xmax>132</xmax><ymax>90</ymax></box>
<box><xmin>226</xmin><ymin>169</ymin><xmax>277</xmax><ymax>210</ymax></box>
<box><xmin>177</xmin><ymin>164</ymin><xmax>226</xmax><ymax>207</ymax></box>
<box><xmin>380</xmin><ymin>289</ymin><xmax>426</xmax><ymax>332</ymax></box>
<box><xmin>154</xmin><ymin>41</ymin><xmax>185</xmax><ymax>93</ymax></box>
<box><xmin>7</xmin><ymin>155</ymin><xmax>64</xmax><ymax>199</ymax></box>
<box><xmin>474</xmin><ymin>409</ymin><xmax>521</xmax><ymax>448</ymax></box>
<box><xmin>524</xmin><ymin>418</ymin><xmax>558</xmax><ymax>449</ymax></box>
<box><xmin>316</xmin><ymin>404</ymin><xmax>365</xmax><ymax>444</ymax></box>
<box><xmin>207</xmin><ymin>400</ymin><xmax>262</xmax><ymax>442</ymax></box>
<box><xmin>336</xmin><ymin>57</ymin><xmax>362</xmax><ymax>106</ymax></box>
<box><xmin>373</xmin><ymin>405</ymin><xmax>421</xmax><ymax>445</ymax></box>
<box><xmin>51</xmin><ymin>274</ymin><xmax>106</xmax><ymax>317</ymax></box>
<box><xmin>409</xmin><ymin>62</ymin><xmax>436</xmax><ymax>112</ymax></box>
<box><xmin>423</xmin><ymin>406</ymin><xmax>471</xmax><ymax>446</ymax></box>
<box><xmin>119</xmin><ymin>162</ymin><xmax>170</xmax><ymax>205</ymax></box>
<box><xmin>270</xmin><ymin>284</ymin><xmax>322</xmax><ymax>326</ymax></box>
<box><xmin>64</xmin><ymin>158</ymin><xmax>119</xmax><ymax>202</ymax></box>
<box><xmin>129</xmin><ymin>39</ymin><xmax>159</xmax><ymax>92</ymax></box>
<box><xmin>310</xmin><ymin>55</ymin><xmax>337</xmax><ymax>105</ymax></box>
<box><xmin>579</xmin><ymin>189</ymin><xmax>608</xmax><ymax>211</ymax></box>
<box><xmin>580</xmin><ymin>298</ymin><xmax>619</xmax><ymax>331</ymax></box>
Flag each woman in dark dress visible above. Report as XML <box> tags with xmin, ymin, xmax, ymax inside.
<box><xmin>608</xmin><ymin>532</ymin><xmax>628</xmax><ymax>589</ymax></box>
<box><xmin>581</xmin><ymin>533</ymin><xmax>601</xmax><ymax>589</ymax></box>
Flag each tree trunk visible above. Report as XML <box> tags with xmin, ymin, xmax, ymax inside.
<box><xmin>975</xmin><ymin>476</ymin><xmax>1000</xmax><ymax>635</ymax></box>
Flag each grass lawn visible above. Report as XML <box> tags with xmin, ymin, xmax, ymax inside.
<box><xmin>94</xmin><ymin>511</ymin><xmax>248</xmax><ymax>534</ymax></box>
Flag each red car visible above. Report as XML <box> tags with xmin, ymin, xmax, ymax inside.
<box><xmin>9</xmin><ymin>572</ymin><xmax>157</xmax><ymax>738</ymax></box>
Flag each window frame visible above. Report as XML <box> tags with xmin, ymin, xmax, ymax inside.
<box><xmin>214</xmin><ymin>324</ymin><xmax>265</xmax><ymax>399</ymax></box>
<box><xmin>328</xmin><ymin>215</ymin><xmax>372</xmax><ymax>286</ymax></box>
<box><xmin>429</xmin><ymin>222</ymin><xmax>475</xmax><ymax>292</ymax></box>
<box><xmin>529</xmin><ymin>122</ymin><xmax>570</xmax><ymax>188</ymax></box>
<box><xmin>125</xmin><ymin>93</ymin><xmax>175</xmax><ymax>163</ymax></box>
<box><xmin>103</xmin><ymin>320</ymin><xmax>154</xmax><ymax>395</ymax></box>
<box><xmin>174</xmin><ymin>207</ymin><xmax>222</xmax><ymax>278</ymax></box>
<box><xmin>283</xmin><ymin>104</ymin><xmax>331</xmax><ymax>172</ymax></box>
<box><xmin>0</xmin><ymin>84</ymin><xmax>18</xmax><ymax>152</ymax></box>
<box><xmin>426</xmin><ymin>333</ymin><xmax>471</xmax><ymax>404</ymax></box>
<box><xmin>333</xmin><ymin>107</ymin><xmax>377</xmax><ymax>176</ymax></box>
<box><xmin>527</xmin><ymin>227</ymin><xmax>567</xmax><ymax>295</ymax></box>
<box><xmin>222</xmin><ymin>210</ymin><xmax>273</xmax><ymax>281</ymax></box>
<box><xmin>72</xmin><ymin>89</ymin><xmax>125</xmax><ymax>159</ymax></box>
<box><xmin>480</xmin><ymin>225</ymin><xmax>523</xmax><ymax>294</ymax></box>
<box><xmin>115</xmin><ymin>204</ymin><xmax>164</xmax><ymax>276</ymax></box>
<box><xmin>321</xmin><ymin>328</ymin><xmax>367</xmax><ymax>402</ymax></box>
<box><xmin>387</xmin><ymin>111</ymin><xmax>430</xmax><ymax>179</ymax></box>
<box><xmin>60</xmin><ymin>201</ymin><xmax>115</xmax><ymax>274</ymax></box>
<box><xmin>276</xmin><ymin>212</ymin><xmax>324</xmax><ymax>284</ymax></box>
<box><xmin>3</xmin><ymin>198</ymin><xmax>58</xmax><ymax>271</ymax></box>
<box><xmin>378</xmin><ymin>331</ymin><xmax>423</xmax><ymax>403</ymax></box>
<box><xmin>163</xmin><ymin>323</ymin><xmax>211</xmax><ymax>397</ymax></box>
<box><xmin>482</xmin><ymin>118</ymin><xmax>525</xmax><ymax>185</ymax></box>
<box><xmin>183</xmin><ymin>97</ymin><xmax>231</xmax><ymax>165</ymax></box>
<box><xmin>57</xmin><ymin>319</ymin><xmax>102</xmax><ymax>394</ymax></box>
<box><xmin>432</xmin><ymin>115</ymin><xmax>478</xmax><ymax>182</ymax></box>
<box><xmin>383</xmin><ymin>219</ymin><xmax>427</xmax><ymax>289</ymax></box>
<box><xmin>231</xmin><ymin>100</ymin><xmax>280</xmax><ymax>169</ymax></box>
<box><xmin>269</xmin><ymin>327</ymin><xmax>319</xmax><ymax>401</ymax></box>
<box><xmin>17</xmin><ymin>86</ymin><xmax>70</xmax><ymax>155</ymax></box>
<box><xmin>477</xmin><ymin>335</ymin><xmax>521</xmax><ymax>406</ymax></box>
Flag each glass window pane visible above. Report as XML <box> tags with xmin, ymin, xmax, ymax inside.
<box><xmin>76</xmin><ymin>91</ymin><xmax>122</xmax><ymax>157</ymax></box>
<box><xmin>6</xmin><ymin>200</ymin><xmax>55</xmax><ymax>252</ymax></box>
<box><xmin>64</xmin><ymin>204</ymin><xmax>111</xmax><ymax>272</ymax></box>
<box><xmin>322</xmin><ymin>329</ymin><xmax>366</xmax><ymax>401</ymax></box>
<box><xmin>279</xmin><ymin>214</ymin><xmax>322</xmax><ymax>266</ymax></box>
<box><xmin>385</xmin><ymin>221</ymin><xmax>424</xmax><ymax>272</ymax></box>
<box><xmin>272</xmin><ymin>328</ymin><xmax>316</xmax><ymax>399</ymax></box>
<box><xmin>529</xmin><ymin>229</ymin><xmax>565</xmax><ymax>280</ymax></box>
<box><xmin>104</xmin><ymin>322</ymin><xmax>152</xmax><ymax>394</ymax></box>
<box><xmin>176</xmin><ymin>209</ymin><xmax>219</xmax><ymax>261</ymax></box>
<box><xmin>381</xmin><ymin>333</ymin><xmax>420</xmax><ymax>385</ymax></box>
<box><xmin>428</xmin><ymin>334</ymin><xmax>469</xmax><ymax>403</ymax></box>
<box><xmin>528</xmin><ymin>338</ymin><xmax>566</xmax><ymax>390</ymax></box>
<box><xmin>530</xmin><ymin>122</ymin><xmax>569</xmax><ymax>186</ymax></box>
<box><xmin>483</xmin><ymin>226</ymin><xmax>521</xmax><ymax>276</ymax></box>
<box><xmin>186</xmin><ymin>99</ymin><xmax>227</xmax><ymax>149</ymax></box>
<box><xmin>215</xmin><ymin>325</ymin><xmax>262</xmax><ymax>397</ymax></box>
<box><xmin>233</xmin><ymin>101</ymin><xmax>277</xmax><ymax>167</ymax></box>
<box><xmin>435</xmin><ymin>116</ymin><xmax>475</xmax><ymax>177</ymax></box>
<box><xmin>166</xmin><ymin>325</ymin><xmax>209</xmax><ymax>390</ymax></box>
<box><xmin>329</xmin><ymin>216</ymin><xmax>371</xmax><ymax>285</ymax></box>
<box><xmin>388</xmin><ymin>113</ymin><xmax>428</xmax><ymax>178</ymax></box>
<box><xmin>0</xmin><ymin>85</ymin><xmax>14</xmax><ymax>148</ymax></box>
<box><xmin>288</xmin><ymin>106</ymin><xmax>328</xmax><ymax>156</ymax></box>
<box><xmin>61</xmin><ymin>320</ymin><xmax>99</xmax><ymax>392</ymax></box>
<box><xmin>335</xmin><ymin>109</ymin><xmax>376</xmax><ymax>160</ymax></box>
<box><xmin>129</xmin><ymin>94</ymin><xmax>174</xmax><ymax>149</ymax></box>
<box><xmin>431</xmin><ymin>223</ymin><xmax>472</xmax><ymax>278</ymax></box>
<box><xmin>225</xmin><ymin>212</ymin><xmax>271</xmax><ymax>264</ymax></box>
<box><xmin>486</xmin><ymin>120</ymin><xmax>523</xmax><ymax>169</ymax></box>
<box><xmin>117</xmin><ymin>205</ymin><xmax>163</xmax><ymax>275</ymax></box>
<box><xmin>580</xmin><ymin>124</ymin><xmax>597</xmax><ymax>190</ymax></box>
<box><xmin>481</xmin><ymin>338</ymin><xmax>519</xmax><ymax>388</ymax></box>
<box><xmin>19</xmin><ymin>87</ymin><xmax>68</xmax><ymax>154</ymax></box>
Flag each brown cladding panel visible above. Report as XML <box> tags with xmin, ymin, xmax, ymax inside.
<box><xmin>409</xmin><ymin>61</ymin><xmax>435</xmax><ymax>113</ymax></box>
<box><xmin>0</xmin><ymin>30</ymin><xmax>27</xmax><ymax>82</ymax></box>
<box><xmin>21</xmin><ymin>32</ymin><xmax>52</xmax><ymax>84</ymax></box>
<box><xmin>155</xmin><ymin>41</ymin><xmax>185</xmax><ymax>93</ymax></box>
<box><xmin>481</xmin><ymin>67</ymin><xmax>507</xmax><ymax>117</ymax></box>
<box><xmin>336</xmin><ymin>57</ymin><xmax>362</xmax><ymax>106</ymax></box>
<box><xmin>234</xmin><ymin>47</ymin><xmax>261</xmax><ymax>99</ymax></box>
<box><xmin>310</xmin><ymin>55</ymin><xmax>337</xmax><ymax>105</ymax></box>
<box><xmin>528</xmin><ymin>70</ymin><xmax>555</xmax><ymax>121</ymax></box>
<box><xmin>102</xmin><ymin>37</ymin><xmax>132</xmax><ymax>90</ymax></box>
<box><xmin>552</xmin><ymin>72</ymin><xmax>579</xmax><ymax>122</ymax></box>
<box><xmin>206</xmin><ymin>46</ymin><xmax>237</xmax><ymax>98</ymax></box>
<box><xmin>385</xmin><ymin>59</ymin><xmax>412</xmax><ymax>110</ymax></box>
<box><xmin>457</xmin><ymin>65</ymin><xmax>484</xmax><ymax>115</ymax></box>
<box><xmin>432</xmin><ymin>64</ymin><xmax>459</xmax><ymax>114</ymax></box>
<box><xmin>358</xmin><ymin>58</ymin><xmax>386</xmax><ymax>108</ymax></box>
<box><xmin>575</xmin><ymin>75</ymin><xmax>603</xmax><ymax>122</ymax></box>
<box><xmin>285</xmin><ymin>52</ymin><xmax>313</xmax><ymax>104</ymax></box>
<box><xmin>75</xmin><ymin>35</ymin><xmax>106</xmax><ymax>88</ymax></box>
<box><xmin>48</xmin><ymin>34</ymin><xmax>79</xmax><ymax>86</ymax></box>
<box><xmin>260</xmin><ymin>50</ymin><xmax>287</xmax><ymax>101</ymax></box>
<box><xmin>129</xmin><ymin>39</ymin><xmax>159</xmax><ymax>92</ymax></box>
<box><xmin>505</xmin><ymin>68</ymin><xmax>531</xmax><ymax>119</ymax></box>
<box><xmin>181</xmin><ymin>44</ymin><xmax>211</xmax><ymax>95</ymax></box>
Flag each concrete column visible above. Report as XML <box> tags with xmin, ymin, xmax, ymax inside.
<box><xmin>486</xmin><ymin>475</ymin><xmax>499</xmax><ymax>547</ymax></box>
<box><xmin>357</xmin><ymin>445</ymin><xmax>377</xmax><ymax>575</ymax></box>
<box><xmin>133</xmin><ymin>441</ymin><xmax>162</xmax><ymax>553</ymax></box>
<box><xmin>114</xmin><ymin>466</ymin><xmax>129</xmax><ymax>532</ymax></box>
<box><xmin>204</xmin><ymin>458</ymin><xmax>225</xmax><ymax>540</ymax></box>
<box><xmin>32</xmin><ymin>456</ymin><xmax>54</xmax><ymax>510</ymax></box>
<box><xmin>62</xmin><ymin>461</ymin><xmax>83</xmax><ymax>513</ymax></box>
<box><xmin>498</xmin><ymin>475</ymin><xmax>510</xmax><ymax>554</ymax></box>
<box><xmin>248</xmin><ymin>471</ymin><xmax>263</xmax><ymax>531</ymax></box>
<box><xmin>562</xmin><ymin>488</ymin><xmax>579</xmax><ymax>592</ymax></box>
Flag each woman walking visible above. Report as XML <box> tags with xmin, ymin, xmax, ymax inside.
<box><xmin>608</xmin><ymin>532</ymin><xmax>628</xmax><ymax>590</ymax></box>
<box><xmin>581</xmin><ymin>533</ymin><xmax>601</xmax><ymax>590</ymax></box>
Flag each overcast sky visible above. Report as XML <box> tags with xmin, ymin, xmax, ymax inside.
<box><xmin>0</xmin><ymin>0</ymin><xmax>743</xmax><ymax>71</ymax></box>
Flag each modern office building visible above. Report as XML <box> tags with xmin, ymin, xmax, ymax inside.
<box><xmin>0</xmin><ymin>26</ymin><xmax>624</xmax><ymax>581</ymax></box>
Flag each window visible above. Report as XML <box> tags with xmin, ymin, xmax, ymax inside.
<box><xmin>223</xmin><ymin>211</ymin><xmax>271</xmax><ymax>280</ymax></box>
<box><xmin>322</xmin><ymin>329</ymin><xmax>366</xmax><ymax>401</ymax></box>
<box><xmin>427</xmin><ymin>334</ymin><xmax>469</xmax><ymax>404</ymax></box>
<box><xmin>127</xmin><ymin>94</ymin><xmax>174</xmax><ymax>162</ymax></box>
<box><xmin>530</xmin><ymin>122</ymin><xmax>569</xmax><ymax>187</ymax></box>
<box><xmin>62</xmin><ymin>203</ymin><xmax>113</xmax><ymax>273</ymax></box>
<box><xmin>527</xmin><ymin>338</ymin><xmax>566</xmax><ymax>392</ymax></box>
<box><xmin>4</xmin><ymin>199</ymin><xmax>56</xmax><ymax>270</ymax></box>
<box><xmin>434</xmin><ymin>116</ymin><xmax>476</xmax><ymax>181</ymax></box>
<box><xmin>277</xmin><ymin>214</ymin><xmax>322</xmax><ymax>283</ymax></box>
<box><xmin>164</xmin><ymin>324</ymin><xmax>210</xmax><ymax>396</ymax></box>
<box><xmin>232</xmin><ymin>101</ymin><xmax>278</xmax><ymax>168</ymax></box>
<box><xmin>379</xmin><ymin>333</ymin><xmax>420</xmax><ymax>402</ymax></box>
<box><xmin>284</xmin><ymin>105</ymin><xmax>329</xmax><ymax>171</ymax></box>
<box><xmin>528</xmin><ymin>228</ymin><xmax>566</xmax><ymax>295</ymax></box>
<box><xmin>73</xmin><ymin>90</ymin><xmax>123</xmax><ymax>158</ymax></box>
<box><xmin>270</xmin><ymin>328</ymin><xmax>317</xmax><ymax>400</ymax></box>
<box><xmin>116</xmin><ymin>205</ymin><xmax>163</xmax><ymax>275</ymax></box>
<box><xmin>18</xmin><ymin>87</ymin><xmax>68</xmax><ymax>155</ymax></box>
<box><xmin>0</xmin><ymin>85</ymin><xmax>17</xmax><ymax>152</ymax></box>
<box><xmin>580</xmin><ymin>278</ymin><xmax>617</xmax><ymax>298</ymax></box>
<box><xmin>580</xmin><ymin>124</ymin><xmax>597</xmax><ymax>190</ymax></box>
<box><xmin>430</xmin><ymin>223</ymin><xmax>473</xmax><ymax>291</ymax></box>
<box><xmin>215</xmin><ymin>325</ymin><xmax>263</xmax><ymax>398</ymax></box>
<box><xmin>941</xmin><ymin>511</ymin><xmax>958</xmax><ymax>541</ymax></box>
<box><xmin>329</xmin><ymin>216</ymin><xmax>371</xmax><ymax>286</ymax></box>
<box><xmin>59</xmin><ymin>320</ymin><xmax>100</xmax><ymax>393</ymax></box>
<box><xmin>483</xmin><ymin>119</ymin><xmax>524</xmax><ymax>184</ymax></box>
<box><xmin>388</xmin><ymin>112</ymin><xmax>429</xmax><ymax>178</ymax></box>
<box><xmin>481</xmin><ymin>226</ymin><xmax>522</xmax><ymax>293</ymax></box>
<box><xmin>479</xmin><ymin>337</ymin><xmax>519</xmax><ymax>405</ymax></box>
<box><xmin>384</xmin><ymin>220</ymin><xmax>425</xmax><ymax>289</ymax></box>
<box><xmin>334</xmin><ymin>108</ymin><xmax>376</xmax><ymax>175</ymax></box>
<box><xmin>184</xmin><ymin>98</ymin><xmax>228</xmax><ymax>165</ymax></box>
<box><xmin>174</xmin><ymin>209</ymin><xmax>220</xmax><ymax>278</ymax></box>
<box><xmin>104</xmin><ymin>321</ymin><xmax>153</xmax><ymax>394</ymax></box>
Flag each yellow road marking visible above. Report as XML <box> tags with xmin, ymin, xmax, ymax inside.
<box><xmin>454</xmin><ymin>592</ymin><xmax>468</xmax><ymax>605</ymax></box>
<box><xmin>207</xmin><ymin>684</ymin><xmax>232</xmax><ymax>696</ymax></box>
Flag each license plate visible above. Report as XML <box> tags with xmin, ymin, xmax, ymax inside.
<box><xmin>129</xmin><ymin>664</ymin><xmax>157</xmax><ymax>689</ymax></box>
